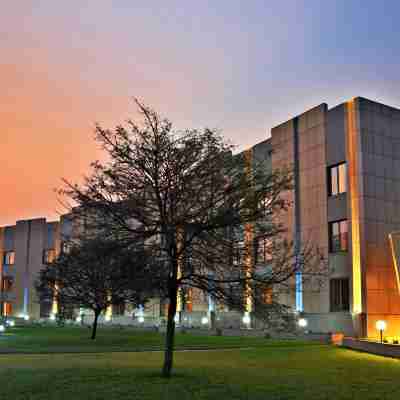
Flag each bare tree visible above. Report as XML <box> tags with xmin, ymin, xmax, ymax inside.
<box><xmin>61</xmin><ymin>100</ymin><xmax>326</xmax><ymax>376</ymax></box>
<box><xmin>36</xmin><ymin>236</ymin><xmax>152</xmax><ymax>339</ymax></box>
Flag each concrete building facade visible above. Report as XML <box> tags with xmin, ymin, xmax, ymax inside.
<box><xmin>1</xmin><ymin>97</ymin><xmax>400</xmax><ymax>338</ymax></box>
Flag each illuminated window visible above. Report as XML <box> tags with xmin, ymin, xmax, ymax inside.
<box><xmin>330</xmin><ymin>278</ymin><xmax>349</xmax><ymax>311</ymax></box>
<box><xmin>3</xmin><ymin>251</ymin><xmax>15</xmax><ymax>265</ymax></box>
<box><xmin>3</xmin><ymin>302</ymin><xmax>12</xmax><ymax>316</ymax></box>
<box><xmin>43</xmin><ymin>249</ymin><xmax>56</xmax><ymax>264</ymax></box>
<box><xmin>1</xmin><ymin>277</ymin><xmax>13</xmax><ymax>291</ymax></box>
<box><xmin>329</xmin><ymin>220</ymin><xmax>348</xmax><ymax>252</ymax></box>
<box><xmin>328</xmin><ymin>163</ymin><xmax>347</xmax><ymax>196</ymax></box>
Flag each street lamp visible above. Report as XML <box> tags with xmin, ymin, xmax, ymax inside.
<box><xmin>201</xmin><ymin>316</ymin><xmax>209</xmax><ymax>325</ymax></box>
<box><xmin>376</xmin><ymin>320</ymin><xmax>387</xmax><ymax>343</ymax></box>
<box><xmin>242</xmin><ymin>312</ymin><xmax>251</xmax><ymax>326</ymax></box>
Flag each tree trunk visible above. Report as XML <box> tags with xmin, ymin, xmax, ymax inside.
<box><xmin>162</xmin><ymin>284</ymin><xmax>178</xmax><ymax>378</ymax></box>
<box><xmin>91</xmin><ymin>310</ymin><xmax>100</xmax><ymax>340</ymax></box>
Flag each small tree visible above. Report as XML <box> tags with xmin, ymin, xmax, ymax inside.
<box><xmin>62</xmin><ymin>100</ymin><xmax>326</xmax><ymax>376</ymax></box>
<box><xmin>36</xmin><ymin>236</ymin><xmax>151</xmax><ymax>339</ymax></box>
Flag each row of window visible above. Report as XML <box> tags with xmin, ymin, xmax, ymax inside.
<box><xmin>2</xmin><ymin>249</ymin><xmax>56</xmax><ymax>265</ymax></box>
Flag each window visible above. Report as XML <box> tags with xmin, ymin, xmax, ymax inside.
<box><xmin>3</xmin><ymin>251</ymin><xmax>15</xmax><ymax>265</ymax></box>
<box><xmin>330</xmin><ymin>278</ymin><xmax>350</xmax><ymax>311</ymax></box>
<box><xmin>329</xmin><ymin>220</ymin><xmax>348</xmax><ymax>252</ymax></box>
<box><xmin>112</xmin><ymin>302</ymin><xmax>126</xmax><ymax>316</ymax></box>
<box><xmin>1</xmin><ymin>277</ymin><xmax>13</xmax><ymax>291</ymax></box>
<box><xmin>43</xmin><ymin>249</ymin><xmax>56</xmax><ymax>264</ymax></box>
<box><xmin>254</xmin><ymin>237</ymin><xmax>272</xmax><ymax>264</ymax></box>
<box><xmin>328</xmin><ymin>163</ymin><xmax>347</xmax><ymax>196</ymax></box>
<box><xmin>3</xmin><ymin>302</ymin><xmax>12</xmax><ymax>317</ymax></box>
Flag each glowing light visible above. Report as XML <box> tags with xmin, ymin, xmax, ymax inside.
<box><xmin>7</xmin><ymin>320</ymin><xmax>15</xmax><ymax>327</ymax></box>
<box><xmin>0</xmin><ymin>325</ymin><xmax>5</xmax><ymax>333</ymax></box>
<box><xmin>376</xmin><ymin>320</ymin><xmax>387</xmax><ymax>331</ymax></box>
<box><xmin>138</xmin><ymin>316</ymin><xmax>144</xmax><ymax>323</ymax></box>
<box><xmin>347</xmin><ymin>99</ymin><xmax>363</xmax><ymax>314</ymax></box>
<box><xmin>242</xmin><ymin>312</ymin><xmax>251</xmax><ymax>325</ymax></box>
<box><xmin>201</xmin><ymin>316</ymin><xmax>209</xmax><ymax>325</ymax></box>
<box><xmin>388</xmin><ymin>233</ymin><xmax>400</xmax><ymax>295</ymax></box>
<box><xmin>76</xmin><ymin>316</ymin><xmax>82</xmax><ymax>323</ymax></box>
<box><xmin>105</xmin><ymin>314</ymin><xmax>111</xmax><ymax>322</ymax></box>
<box><xmin>23</xmin><ymin>315</ymin><xmax>30</xmax><ymax>321</ymax></box>
<box><xmin>298</xmin><ymin>318</ymin><xmax>308</xmax><ymax>328</ymax></box>
<box><xmin>49</xmin><ymin>314</ymin><xmax>56</xmax><ymax>321</ymax></box>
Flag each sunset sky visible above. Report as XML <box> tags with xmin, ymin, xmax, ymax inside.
<box><xmin>1</xmin><ymin>1</ymin><xmax>400</xmax><ymax>226</ymax></box>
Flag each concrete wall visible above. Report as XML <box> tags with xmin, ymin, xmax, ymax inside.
<box><xmin>342</xmin><ymin>337</ymin><xmax>400</xmax><ymax>358</ymax></box>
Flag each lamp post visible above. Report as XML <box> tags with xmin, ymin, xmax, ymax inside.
<box><xmin>376</xmin><ymin>320</ymin><xmax>387</xmax><ymax>343</ymax></box>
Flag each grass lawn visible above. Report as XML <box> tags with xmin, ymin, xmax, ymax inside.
<box><xmin>1</xmin><ymin>327</ymin><xmax>399</xmax><ymax>399</ymax></box>
<box><xmin>0</xmin><ymin>326</ymin><xmax>306</xmax><ymax>353</ymax></box>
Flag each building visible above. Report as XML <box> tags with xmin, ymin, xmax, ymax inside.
<box><xmin>1</xmin><ymin>97</ymin><xmax>400</xmax><ymax>338</ymax></box>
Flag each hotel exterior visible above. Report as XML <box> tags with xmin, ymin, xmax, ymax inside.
<box><xmin>1</xmin><ymin>97</ymin><xmax>400</xmax><ymax>338</ymax></box>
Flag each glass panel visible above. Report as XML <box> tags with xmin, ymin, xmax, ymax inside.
<box><xmin>338</xmin><ymin>163</ymin><xmax>347</xmax><ymax>193</ymax></box>
<box><xmin>339</xmin><ymin>221</ymin><xmax>348</xmax><ymax>251</ymax></box>
<box><xmin>330</xmin><ymin>167</ymin><xmax>338</xmax><ymax>195</ymax></box>
<box><xmin>331</xmin><ymin>222</ymin><xmax>340</xmax><ymax>252</ymax></box>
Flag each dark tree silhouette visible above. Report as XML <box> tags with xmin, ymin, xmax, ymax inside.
<box><xmin>36</xmin><ymin>236</ymin><xmax>151</xmax><ymax>339</ymax></box>
<box><xmin>61</xmin><ymin>100</ymin><xmax>326</xmax><ymax>376</ymax></box>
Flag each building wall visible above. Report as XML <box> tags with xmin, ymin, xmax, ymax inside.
<box><xmin>351</xmin><ymin>97</ymin><xmax>400</xmax><ymax>338</ymax></box>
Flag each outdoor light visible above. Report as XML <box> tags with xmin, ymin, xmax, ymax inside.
<box><xmin>76</xmin><ymin>316</ymin><xmax>82</xmax><ymax>323</ymax></box>
<box><xmin>376</xmin><ymin>320</ymin><xmax>387</xmax><ymax>343</ymax></box>
<box><xmin>23</xmin><ymin>315</ymin><xmax>30</xmax><ymax>321</ymax></box>
<box><xmin>138</xmin><ymin>316</ymin><xmax>144</xmax><ymax>323</ymax></box>
<box><xmin>6</xmin><ymin>320</ymin><xmax>15</xmax><ymax>327</ymax></box>
<box><xmin>0</xmin><ymin>325</ymin><xmax>5</xmax><ymax>333</ymax></box>
<box><xmin>201</xmin><ymin>316</ymin><xmax>209</xmax><ymax>325</ymax></box>
<box><xmin>298</xmin><ymin>318</ymin><xmax>308</xmax><ymax>328</ymax></box>
<box><xmin>49</xmin><ymin>314</ymin><xmax>56</xmax><ymax>321</ymax></box>
<box><xmin>105</xmin><ymin>315</ymin><xmax>111</xmax><ymax>322</ymax></box>
<box><xmin>242</xmin><ymin>313</ymin><xmax>251</xmax><ymax>326</ymax></box>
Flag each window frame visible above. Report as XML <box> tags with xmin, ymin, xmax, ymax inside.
<box><xmin>329</xmin><ymin>220</ymin><xmax>348</xmax><ymax>253</ymax></box>
<box><xmin>330</xmin><ymin>278</ymin><xmax>350</xmax><ymax>312</ymax></box>
<box><xmin>3</xmin><ymin>251</ymin><xmax>15</xmax><ymax>265</ymax></box>
<box><xmin>328</xmin><ymin>162</ymin><xmax>347</xmax><ymax>197</ymax></box>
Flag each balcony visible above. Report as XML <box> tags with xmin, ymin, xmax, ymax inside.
<box><xmin>1</xmin><ymin>264</ymin><xmax>16</xmax><ymax>277</ymax></box>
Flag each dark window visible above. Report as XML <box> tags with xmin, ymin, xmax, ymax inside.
<box><xmin>40</xmin><ymin>301</ymin><xmax>52</xmax><ymax>318</ymax></box>
<box><xmin>328</xmin><ymin>163</ymin><xmax>347</xmax><ymax>196</ymax></box>
<box><xmin>112</xmin><ymin>302</ymin><xmax>126</xmax><ymax>316</ymax></box>
<box><xmin>43</xmin><ymin>249</ymin><xmax>56</xmax><ymax>264</ymax></box>
<box><xmin>3</xmin><ymin>251</ymin><xmax>15</xmax><ymax>265</ymax></box>
<box><xmin>254</xmin><ymin>237</ymin><xmax>272</xmax><ymax>264</ymax></box>
<box><xmin>330</xmin><ymin>278</ymin><xmax>350</xmax><ymax>311</ymax></box>
<box><xmin>1</xmin><ymin>277</ymin><xmax>13</xmax><ymax>291</ymax></box>
<box><xmin>329</xmin><ymin>220</ymin><xmax>348</xmax><ymax>252</ymax></box>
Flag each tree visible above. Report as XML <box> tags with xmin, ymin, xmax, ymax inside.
<box><xmin>62</xmin><ymin>99</ymin><xmax>326</xmax><ymax>376</ymax></box>
<box><xmin>36</xmin><ymin>236</ymin><xmax>151</xmax><ymax>339</ymax></box>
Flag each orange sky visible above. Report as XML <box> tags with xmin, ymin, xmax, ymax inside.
<box><xmin>2</xmin><ymin>2</ymin><xmax>400</xmax><ymax>226</ymax></box>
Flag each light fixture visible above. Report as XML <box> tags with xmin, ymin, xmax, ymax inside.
<box><xmin>23</xmin><ymin>315</ymin><xmax>30</xmax><ymax>321</ymax></box>
<box><xmin>105</xmin><ymin>314</ymin><xmax>111</xmax><ymax>322</ymax></box>
<box><xmin>201</xmin><ymin>316</ymin><xmax>209</xmax><ymax>325</ymax></box>
<box><xmin>242</xmin><ymin>313</ymin><xmax>251</xmax><ymax>326</ymax></box>
<box><xmin>49</xmin><ymin>314</ymin><xmax>56</xmax><ymax>321</ymax></box>
<box><xmin>138</xmin><ymin>316</ymin><xmax>144</xmax><ymax>323</ymax></box>
<box><xmin>76</xmin><ymin>316</ymin><xmax>82</xmax><ymax>323</ymax></box>
<box><xmin>298</xmin><ymin>318</ymin><xmax>308</xmax><ymax>328</ymax></box>
<box><xmin>6</xmin><ymin>320</ymin><xmax>15</xmax><ymax>327</ymax></box>
<box><xmin>0</xmin><ymin>325</ymin><xmax>5</xmax><ymax>333</ymax></box>
<box><xmin>376</xmin><ymin>320</ymin><xmax>387</xmax><ymax>343</ymax></box>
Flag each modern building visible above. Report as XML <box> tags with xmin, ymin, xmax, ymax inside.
<box><xmin>1</xmin><ymin>97</ymin><xmax>400</xmax><ymax>338</ymax></box>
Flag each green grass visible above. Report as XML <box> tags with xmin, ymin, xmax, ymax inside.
<box><xmin>0</xmin><ymin>326</ymin><xmax>305</xmax><ymax>353</ymax></box>
<box><xmin>1</xmin><ymin>327</ymin><xmax>400</xmax><ymax>399</ymax></box>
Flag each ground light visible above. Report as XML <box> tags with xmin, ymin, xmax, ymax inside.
<box><xmin>49</xmin><ymin>314</ymin><xmax>56</xmax><ymax>321</ymax></box>
<box><xmin>201</xmin><ymin>316</ymin><xmax>209</xmax><ymax>325</ymax></box>
<box><xmin>6</xmin><ymin>320</ymin><xmax>15</xmax><ymax>327</ymax></box>
<box><xmin>0</xmin><ymin>325</ymin><xmax>5</xmax><ymax>333</ymax></box>
<box><xmin>138</xmin><ymin>316</ymin><xmax>144</xmax><ymax>323</ymax></box>
<box><xmin>376</xmin><ymin>320</ymin><xmax>387</xmax><ymax>343</ymax></box>
<box><xmin>298</xmin><ymin>318</ymin><xmax>308</xmax><ymax>328</ymax></box>
<box><xmin>242</xmin><ymin>312</ymin><xmax>251</xmax><ymax>326</ymax></box>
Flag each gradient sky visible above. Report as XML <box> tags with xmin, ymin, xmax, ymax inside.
<box><xmin>1</xmin><ymin>1</ymin><xmax>400</xmax><ymax>226</ymax></box>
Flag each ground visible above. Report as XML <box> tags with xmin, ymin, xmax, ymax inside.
<box><xmin>0</xmin><ymin>326</ymin><xmax>399</xmax><ymax>400</ymax></box>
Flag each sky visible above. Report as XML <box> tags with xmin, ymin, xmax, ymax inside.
<box><xmin>1</xmin><ymin>1</ymin><xmax>400</xmax><ymax>226</ymax></box>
